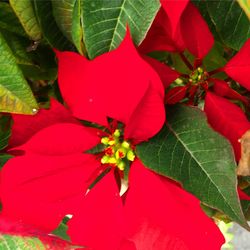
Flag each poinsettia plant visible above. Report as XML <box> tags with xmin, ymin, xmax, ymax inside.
<box><xmin>0</xmin><ymin>0</ymin><xmax>250</xmax><ymax>249</ymax></box>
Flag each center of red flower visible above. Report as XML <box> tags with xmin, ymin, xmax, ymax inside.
<box><xmin>189</xmin><ymin>67</ymin><xmax>208</xmax><ymax>84</ymax></box>
<box><xmin>100</xmin><ymin>129</ymin><xmax>135</xmax><ymax>171</ymax></box>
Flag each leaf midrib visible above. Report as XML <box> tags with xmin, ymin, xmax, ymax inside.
<box><xmin>167</xmin><ymin>120</ymin><xmax>243</xmax><ymax>222</ymax></box>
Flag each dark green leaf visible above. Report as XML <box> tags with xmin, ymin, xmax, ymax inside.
<box><xmin>0</xmin><ymin>154</ymin><xmax>12</xmax><ymax>169</ymax></box>
<box><xmin>0</xmin><ymin>2</ymin><xmax>26</xmax><ymax>37</ymax></box>
<box><xmin>137</xmin><ymin>105</ymin><xmax>248</xmax><ymax>228</ymax></box>
<box><xmin>52</xmin><ymin>0</ymin><xmax>83</xmax><ymax>53</ymax></box>
<box><xmin>86</xmin><ymin>143</ymin><xmax>105</xmax><ymax>154</ymax></box>
<box><xmin>0</xmin><ymin>32</ymin><xmax>38</xmax><ymax>114</ymax></box>
<box><xmin>0</xmin><ymin>115</ymin><xmax>12</xmax><ymax>150</ymax></box>
<box><xmin>9</xmin><ymin>0</ymin><xmax>42</xmax><ymax>40</ymax></box>
<box><xmin>195</xmin><ymin>0</ymin><xmax>250</xmax><ymax>51</ymax></box>
<box><xmin>82</xmin><ymin>0</ymin><xmax>160</xmax><ymax>59</ymax></box>
<box><xmin>33</xmin><ymin>0</ymin><xmax>74</xmax><ymax>51</ymax></box>
<box><xmin>52</xmin><ymin>217</ymin><xmax>70</xmax><ymax>241</ymax></box>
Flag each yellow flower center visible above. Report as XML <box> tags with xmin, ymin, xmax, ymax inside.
<box><xmin>100</xmin><ymin>129</ymin><xmax>135</xmax><ymax>171</ymax></box>
<box><xmin>189</xmin><ymin>67</ymin><xmax>208</xmax><ymax>84</ymax></box>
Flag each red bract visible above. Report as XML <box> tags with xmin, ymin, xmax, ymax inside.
<box><xmin>0</xmin><ymin>33</ymin><xmax>224</xmax><ymax>249</ymax></box>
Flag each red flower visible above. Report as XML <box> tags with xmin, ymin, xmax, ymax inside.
<box><xmin>140</xmin><ymin>0</ymin><xmax>250</xmax><ymax>162</ymax></box>
<box><xmin>0</xmin><ymin>34</ymin><xmax>224</xmax><ymax>249</ymax></box>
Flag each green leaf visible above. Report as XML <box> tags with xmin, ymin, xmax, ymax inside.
<box><xmin>9</xmin><ymin>0</ymin><xmax>42</xmax><ymax>41</ymax></box>
<box><xmin>237</xmin><ymin>0</ymin><xmax>250</xmax><ymax>20</ymax></box>
<box><xmin>0</xmin><ymin>2</ymin><xmax>26</xmax><ymax>37</ymax></box>
<box><xmin>33</xmin><ymin>0</ymin><xmax>74</xmax><ymax>51</ymax></box>
<box><xmin>52</xmin><ymin>217</ymin><xmax>70</xmax><ymax>241</ymax></box>
<box><xmin>0</xmin><ymin>233</ymin><xmax>85</xmax><ymax>250</ymax></box>
<box><xmin>0</xmin><ymin>115</ymin><xmax>12</xmax><ymax>150</ymax></box>
<box><xmin>0</xmin><ymin>234</ymin><xmax>46</xmax><ymax>250</ymax></box>
<box><xmin>0</xmin><ymin>32</ymin><xmax>38</xmax><ymax>114</ymax></box>
<box><xmin>82</xmin><ymin>0</ymin><xmax>160</xmax><ymax>59</ymax></box>
<box><xmin>195</xmin><ymin>0</ymin><xmax>250</xmax><ymax>51</ymax></box>
<box><xmin>0</xmin><ymin>30</ymin><xmax>34</xmax><ymax>65</ymax></box>
<box><xmin>136</xmin><ymin>105</ymin><xmax>248</xmax><ymax>228</ymax></box>
<box><xmin>52</xmin><ymin>0</ymin><xmax>83</xmax><ymax>53</ymax></box>
<box><xmin>0</xmin><ymin>154</ymin><xmax>12</xmax><ymax>169</ymax></box>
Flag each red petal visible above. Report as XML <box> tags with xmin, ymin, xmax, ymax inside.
<box><xmin>124</xmin><ymin>83</ymin><xmax>165</xmax><ymax>142</ymax></box>
<box><xmin>142</xmin><ymin>56</ymin><xmax>180</xmax><ymax>89</ymax></box>
<box><xmin>0</xmin><ymin>153</ymin><xmax>100</xmax><ymax>232</ymax></box>
<box><xmin>18</xmin><ymin>123</ymin><xmax>100</xmax><ymax>155</ymax></box>
<box><xmin>224</xmin><ymin>39</ymin><xmax>250</xmax><ymax>90</ymax></box>
<box><xmin>204</xmin><ymin>92</ymin><xmax>250</xmax><ymax>160</ymax></box>
<box><xmin>124</xmin><ymin>160</ymin><xmax>225</xmax><ymax>250</ymax></box>
<box><xmin>238</xmin><ymin>188</ymin><xmax>250</xmax><ymax>201</ymax></box>
<box><xmin>160</xmin><ymin>0</ymin><xmax>189</xmax><ymax>36</ymax></box>
<box><xmin>180</xmin><ymin>2</ymin><xmax>214</xmax><ymax>59</ymax></box>
<box><xmin>212</xmin><ymin>79</ymin><xmax>248</xmax><ymax>104</ymax></box>
<box><xmin>67</xmin><ymin>171</ymin><xmax>124</xmax><ymax>250</ymax></box>
<box><xmin>165</xmin><ymin>86</ymin><xmax>188</xmax><ymax>104</ymax></box>
<box><xmin>57</xmin><ymin>32</ymin><xmax>163</xmax><ymax>128</ymax></box>
<box><xmin>139</xmin><ymin>8</ymin><xmax>184</xmax><ymax>53</ymax></box>
<box><xmin>9</xmin><ymin>99</ymin><xmax>78</xmax><ymax>148</ymax></box>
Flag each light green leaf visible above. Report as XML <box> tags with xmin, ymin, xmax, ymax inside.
<box><xmin>137</xmin><ymin>105</ymin><xmax>248</xmax><ymax>228</ymax></box>
<box><xmin>52</xmin><ymin>0</ymin><xmax>83</xmax><ymax>53</ymax></box>
<box><xmin>82</xmin><ymin>0</ymin><xmax>160</xmax><ymax>59</ymax></box>
<box><xmin>0</xmin><ymin>234</ymin><xmax>45</xmax><ymax>250</ymax></box>
<box><xmin>237</xmin><ymin>0</ymin><xmax>250</xmax><ymax>20</ymax></box>
<box><xmin>0</xmin><ymin>32</ymin><xmax>38</xmax><ymax>114</ymax></box>
<box><xmin>9</xmin><ymin>0</ymin><xmax>42</xmax><ymax>41</ymax></box>
<box><xmin>0</xmin><ymin>233</ymin><xmax>85</xmax><ymax>250</ymax></box>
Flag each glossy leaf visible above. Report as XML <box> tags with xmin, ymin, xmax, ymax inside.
<box><xmin>200</xmin><ymin>0</ymin><xmax>250</xmax><ymax>50</ymax></box>
<box><xmin>33</xmin><ymin>0</ymin><xmax>74</xmax><ymax>51</ymax></box>
<box><xmin>137</xmin><ymin>104</ymin><xmax>248</xmax><ymax>228</ymax></box>
<box><xmin>52</xmin><ymin>0</ymin><xmax>83</xmax><ymax>53</ymax></box>
<box><xmin>9</xmin><ymin>0</ymin><xmax>42</xmax><ymax>41</ymax></box>
<box><xmin>0</xmin><ymin>33</ymin><xmax>38</xmax><ymax>114</ymax></box>
<box><xmin>82</xmin><ymin>0</ymin><xmax>160</xmax><ymax>59</ymax></box>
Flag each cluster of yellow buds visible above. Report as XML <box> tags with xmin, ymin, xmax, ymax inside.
<box><xmin>100</xmin><ymin>129</ymin><xmax>135</xmax><ymax>171</ymax></box>
<box><xmin>189</xmin><ymin>67</ymin><xmax>208</xmax><ymax>84</ymax></box>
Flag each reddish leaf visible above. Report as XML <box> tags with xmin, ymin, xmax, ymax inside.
<box><xmin>224</xmin><ymin>39</ymin><xmax>250</xmax><ymax>90</ymax></box>
<box><xmin>124</xmin><ymin>160</ymin><xmax>225</xmax><ymax>250</ymax></box>
<box><xmin>67</xmin><ymin>171</ymin><xmax>124</xmax><ymax>250</ymax></box>
<box><xmin>180</xmin><ymin>2</ymin><xmax>214</xmax><ymax>59</ymax></box>
<box><xmin>0</xmin><ymin>216</ymin><xmax>86</xmax><ymax>250</ymax></box>
<box><xmin>160</xmin><ymin>0</ymin><xmax>189</xmax><ymax>35</ymax></box>
<box><xmin>56</xmin><ymin>31</ymin><xmax>164</xmax><ymax>135</ymax></box>
<box><xmin>211</xmin><ymin>78</ymin><xmax>248</xmax><ymax>105</ymax></box>
<box><xmin>1</xmin><ymin>124</ymin><xmax>101</xmax><ymax>232</ymax></box>
<box><xmin>165</xmin><ymin>86</ymin><xmax>187</xmax><ymax>104</ymax></box>
<box><xmin>238</xmin><ymin>188</ymin><xmax>250</xmax><ymax>201</ymax></box>
<box><xmin>204</xmin><ymin>92</ymin><xmax>250</xmax><ymax>160</ymax></box>
<box><xmin>9</xmin><ymin>99</ymin><xmax>78</xmax><ymax>148</ymax></box>
<box><xmin>143</xmin><ymin>56</ymin><xmax>180</xmax><ymax>89</ymax></box>
<box><xmin>139</xmin><ymin>8</ymin><xmax>184</xmax><ymax>53</ymax></box>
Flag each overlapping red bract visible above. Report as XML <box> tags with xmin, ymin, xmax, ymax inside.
<box><xmin>0</xmin><ymin>32</ymin><xmax>225</xmax><ymax>249</ymax></box>
<box><xmin>141</xmin><ymin>0</ymin><xmax>250</xmax><ymax>164</ymax></box>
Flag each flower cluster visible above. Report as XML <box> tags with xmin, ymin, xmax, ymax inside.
<box><xmin>2</xmin><ymin>0</ymin><xmax>250</xmax><ymax>249</ymax></box>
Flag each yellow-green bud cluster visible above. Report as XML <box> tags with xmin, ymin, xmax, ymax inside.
<box><xmin>101</xmin><ymin>129</ymin><xmax>135</xmax><ymax>171</ymax></box>
<box><xmin>189</xmin><ymin>67</ymin><xmax>206</xmax><ymax>84</ymax></box>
